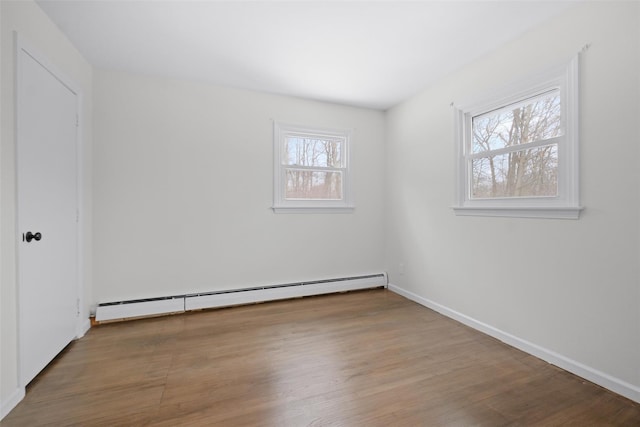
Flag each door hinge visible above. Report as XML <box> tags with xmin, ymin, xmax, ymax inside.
<box><xmin>76</xmin><ymin>298</ymin><xmax>80</xmax><ymax>317</ymax></box>
<box><xmin>76</xmin><ymin>114</ymin><xmax>79</xmax><ymax>127</ymax></box>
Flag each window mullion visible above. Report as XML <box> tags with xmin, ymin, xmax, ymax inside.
<box><xmin>467</xmin><ymin>136</ymin><xmax>561</xmax><ymax>160</ymax></box>
<box><xmin>284</xmin><ymin>165</ymin><xmax>343</xmax><ymax>172</ymax></box>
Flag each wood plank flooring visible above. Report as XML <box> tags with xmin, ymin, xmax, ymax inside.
<box><xmin>2</xmin><ymin>289</ymin><xmax>639</xmax><ymax>426</ymax></box>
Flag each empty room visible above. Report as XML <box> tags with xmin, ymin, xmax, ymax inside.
<box><xmin>1</xmin><ymin>0</ymin><xmax>639</xmax><ymax>425</ymax></box>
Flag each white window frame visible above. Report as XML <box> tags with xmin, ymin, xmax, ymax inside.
<box><xmin>452</xmin><ymin>55</ymin><xmax>582</xmax><ymax>219</ymax></box>
<box><xmin>273</xmin><ymin>122</ymin><xmax>354</xmax><ymax>214</ymax></box>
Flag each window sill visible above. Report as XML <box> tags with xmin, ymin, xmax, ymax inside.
<box><xmin>452</xmin><ymin>205</ymin><xmax>583</xmax><ymax>219</ymax></box>
<box><xmin>272</xmin><ymin>206</ymin><xmax>355</xmax><ymax>214</ymax></box>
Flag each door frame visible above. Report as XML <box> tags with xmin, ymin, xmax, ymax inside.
<box><xmin>15</xmin><ymin>32</ymin><xmax>86</xmax><ymax>388</ymax></box>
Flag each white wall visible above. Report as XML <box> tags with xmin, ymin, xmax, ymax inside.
<box><xmin>385</xmin><ymin>1</ymin><xmax>640</xmax><ymax>400</ymax></box>
<box><xmin>2</xmin><ymin>0</ymin><xmax>638</xmax><ymax>418</ymax></box>
<box><xmin>93</xmin><ymin>70</ymin><xmax>386</xmax><ymax>303</ymax></box>
<box><xmin>0</xmin><ymin>0</ymin><xmax>93</xmax><ymax>416</ymax></box>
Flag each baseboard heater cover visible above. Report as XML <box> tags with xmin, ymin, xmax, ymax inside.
<box><xmin>95</xmin><ymin>273</ymin><xmax>387</xmax><ymax>322</ymax></box>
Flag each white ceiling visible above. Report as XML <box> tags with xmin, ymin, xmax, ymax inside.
<box><xmin>36</xmin><ymin>0</ymin><xmax>580</xmax><ymax>110</ymax></box>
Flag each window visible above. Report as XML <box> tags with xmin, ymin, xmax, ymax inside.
<box><xmin>453</xmin><ymin>56</ymin><xmax>582</xmax><ymax>219</ymax></box>
<box><xmin>273</xmin><ymin>122</ymin><xmax>353</xmax><ymax>213</ymax></box>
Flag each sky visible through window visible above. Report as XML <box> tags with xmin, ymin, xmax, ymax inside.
<box><xmin>285</xmin><ymin>137</ymin><xmax>342</xmax><ymax>167</ymax></box>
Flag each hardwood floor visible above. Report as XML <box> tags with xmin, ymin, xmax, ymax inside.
<box><xmin>2</xmin><ymin>289</ymin><xmax>639</xmax><ymax>426</ymax></box>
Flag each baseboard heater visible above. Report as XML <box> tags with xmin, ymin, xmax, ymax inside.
<box><xmin>94</xmin><ymin>273</ymin><xmax>387</xmax><ymax>322</ymax></box>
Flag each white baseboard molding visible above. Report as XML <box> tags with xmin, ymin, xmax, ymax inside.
<box><xmin>388</xmin><ymin>283</ymin><xmax>640</xmax><ymax>404</ymax></box>
<box><xmin>77</xmin><ymin>318</ymin><xmax>91</xmax><ymax>338</ymax></box>
<box><xmin>1</xmin><ymin>387</ymin><xmax>25</xmax><ymax>421</ymax></box>
<box><xmin>1</xmin><ymin>318</ymin><xmax>91</xmax><ymax>422</ymax></box>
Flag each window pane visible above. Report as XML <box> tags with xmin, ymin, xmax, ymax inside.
<box><xmin>472</xmin><ymin>91</ymin><xmax>562</xmax><ymax>154</ymax></box>
<box><xmin>471</xmin><ymin>144</ymin><xmax>558</xmax><ymax>198</ymax></box>
<box><xmin>285</xmin><ymin>169</ymin><xmax>343</xmax><ymax>200</ymax></box>
<box><xmin>284</xmin><ymin>137</ymin><xmax>342</xmax><ymax>167</ymax></box>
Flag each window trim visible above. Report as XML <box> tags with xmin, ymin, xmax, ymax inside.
<box><xmin>273</xmin><ymin>121</ymin><xmax>354</xmax><ymax>214</ymax></box>
<box><xmin>452</xmin><ymin>55</ymin><xmax>582</xmax><ymax>219</ymax></box>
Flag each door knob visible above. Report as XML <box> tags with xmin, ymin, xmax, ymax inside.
<box><xmin>25</xmin><ymin>231</ymin><xmax>42</xmax><ymax>242</ymax></box>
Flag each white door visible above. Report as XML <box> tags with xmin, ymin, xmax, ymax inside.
<box><xmin>17</xmin><ymin>43</ymin><xmax>79</xmax><ymax>385</ymax></box>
